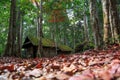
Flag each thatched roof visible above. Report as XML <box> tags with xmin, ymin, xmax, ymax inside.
<box><xmin>22</xmin><ymin>36</ymin><xmax>73</xmax><ymax>52</ymax></box>
<box><xmin>22</xmin><ymin>36</ymin><xmax>56</xmax><ymax>48</ymax></box>
<box><xmin>58</xmin><ymin>44</ymin><xmax>73</xmax><ymax>52</ymax></box>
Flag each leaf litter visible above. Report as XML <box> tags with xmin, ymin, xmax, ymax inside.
<box><xmin>0</xmin><ymin>44</ymin><xmax>120</xmax><ymax>80</ymax></box>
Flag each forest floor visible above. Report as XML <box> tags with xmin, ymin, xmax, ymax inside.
<box><xmin>0</xmin><ymin>44</ymin><xmax>120</xmax><ymax>80</ymax></box>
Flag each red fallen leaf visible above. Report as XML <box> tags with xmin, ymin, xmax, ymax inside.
<box><xmin>34</xmin><ymin>57</ymin><xmax>39</xmax><ymax>61</ymax></box>
<box><xmin>26</xmin><ymin>69</ymin><xmax>42</xmax><ymax>77</ymax></box>
<box><xmin>36</xmin><ymin>62</ymin><xmax>42</xmax><ymax>68</ymax></box>
<box><xmin>114</xmin><ymin>66</ymin><xmax>120</xmax><ymax>77</ymax></box>
<box><xmin>65</xmin><ymin>71</ymin><xmax>74</xmax><ymax>76</ymax></box>
<box><xmin>0</xmin><ymin>65</ymin><xmax>4</xmax><ymax>70</ymax></box>
<box><xmin>108</xmin><ymin>59</ymin><xmax>120</xmax><ymax>74</ymax></box>
<box><xmin>69</xmin><ymin>75</ymin><xmax>83</xmax><ymax>80</ymax></box>
<box><xmin>109</xmin><ymin>63</ymin><xmax>120</xmax><ymax>74</ymax></box>
<box><xmin>99</xmin><ymin>70</ymin><xmax>113</xmax><ymax>80</ymax></box>
<box><xmin>6</xmin><ymin>64</ymin><xmax>14</xmax><ymax>72</ymax></box>
<box><xmin>111</xmin><ymin>59</ymin><xmax>120</xmax><ymax>65</ymax></box>
<box><xmin>112</xmin><ymin>43</ymin><xmax>119</xmax><ymax>49</ymax></box>
<box><xmin>69</xmin><ymin>75</ymin><xmax>93</xmax><ymax>80</ymax></box>
<box><xmin>55</xmin><ymin>73</ymin><xmax>70</xmax><ymax>80</ymax></box>
<box><xmin>59</xmin><ymin>54</ymin><xmax>66</xmax><ymax>58</ymax></box>
<box><xmin>21</xmin><ymin>76</ymin><xmax>31</xmax><ymax>80</ymax></box>
<box><xmin>82</xmin><ymin>69</ymin><xmax>94</xmax><ymax>79</ymax></box>
<box><xmin>62</xmin><ymin>64</ymin><xmax>76</xmax><ymax>73</ymax></box>
<box><xmin>117</xmin><ymin>66</ymin><xmax>120</xmax><ymax>74</ymax></box>
<box><xmin>12</xmin><ymin>73</ymin><xmax>19</xmax><ymax>79</ymax></box>
<box><xmin>39</xmin><ymin>76</ymin><xmax>47</xmax><ymax>80</ymax></box>
<box><xmin>51</xmin><ymin>64</ymin><xmax>60</xmax><ymax>70</ymax></box>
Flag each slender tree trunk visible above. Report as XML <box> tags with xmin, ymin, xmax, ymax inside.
<box><xmin>37</xmin><ymin>0</ymin><xmax>43</xmax><ymax>57</ymax></box>
<box><xmin>89</xmin><ymin>0</ymin><xmax>102</xmax><ymax>49</ymax></box>
<box><xmin>16</xmin><ymin>9</ymin><xmax>22</xmax><ymax>57</ymax></box>
<box><xmin>83</xmin><ymin>15</ymin><xmax>89</xmax><ymax>41</ymax></box>
<box><xmin>101</xmin><ymin>0</ymin><xmax>111</xmax><ymax>44</ymax></box>
<box><xmin>109</xmin><ymin>10</ymin><xmax>115</xmax><ymax>43</ymax></box>
<box><xmin>109</xmin><ymin>0</ymin><xmax>120</xmax><ymax>43</ymax></box>
<box><xmin>59</xmin><ymin>25</ymin><xmax>62</xmax><ymax>44</ymax></box>
<box><xmin>50</xmin><ymin>25</ymin><xmax>54</xmax><ymax>39</ymax></box>
<box><xmin>53</xmin><ymin>16</ymin><xmax>58</xmax><ymax>55</ymax></box>
<box><xmin>83</xmin><ymin>1</ymin><xmax>90</xmax><ymax>42</ymax></box>
<box><xmin>12</xmin><ymin>0</ymin><xmax>17</xmax><ymax>56</ymax></box>
<box><xmin>4</xmin><ymin>0</ymin><xmax>17</xmax><ymax>56</ymax></box>
<box><xmin>72</xmin><ymin>17</ymin><xmax>76</xmax><ymax>50</ymax></box>
<box><xmin>37</xmin><ymin>17</ymin><xmax>39</xmax><ymax>37</ymax></box>
<box><xmin>63</xmin><ymin>25</ymin><xmax>67</xmax><ymax>45</ymax></box>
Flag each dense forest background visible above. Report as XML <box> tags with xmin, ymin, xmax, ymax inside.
<box><xmin>0</xmin><ymin>0</ymin><xmax>120</xmax><ymax>57</ymax></box>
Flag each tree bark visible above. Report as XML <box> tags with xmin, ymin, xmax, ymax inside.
<box><xmin>37</xmin><ymin>0</ymin><xmax>43</xmax><ymax>57</ymax></box>
<box><xmin>53</xmin><ymin>16</ymin><xmax>58</xmax><ymax>55</ymax></box>
<box><xmin>89</xmin><ymin>0</ymin><xmax>102</xmax><ymax>49</ymax></box>
<box><xmin>4</xmin><ymin>0</ymin><xmax>17</xmax><ymax>56</ymax></box>
<box><xmin>102</xmin><ymin>0</ymin><xmax>120</xmax><ymax>44</ymax></box>
<box><xmin>16</xmin><ymin>9</ymin><xmax>23</xmax><ymax>57</ymax></box>
<box><xmin>83</xmin><ymin>0</ymin><xmax>90</xmax><ymax>42</ymax></box>
<box><xmin>101</xmin><ymin>0</ymin><xmax>111</xmax><ymax>44</ymax></box>
<box><xmin>109</xmin><ymin>0</ymin><xmax>120</xmax><ymax>43</ymax></box>
<box><xmin>83</xmin><ymin>15</ymin><xmax>89</xmax><ymax>42</ymax></box>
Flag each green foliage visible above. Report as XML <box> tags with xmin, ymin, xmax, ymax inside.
<box><xmin>0</xmin><ymin>0</ymin><xmax>10</xmax><ymax>54</ymax></box>
<box><xmin>20</xmin><ymin>0</ymin><xmax>37</xmax><ymax>13</ymax></box>
<box><xmin>0</xmin><ymin>0</ymin><xmax>104</xmax><ymax>54</ymax></box>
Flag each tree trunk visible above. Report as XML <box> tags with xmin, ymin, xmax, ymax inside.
<box><xmin>101</xmin><ymin>0</ymin><xmax>111</xmax><ymax>44</ymax></box>
<box><xmin>16</xmin><ymin>9</ymin><xmax>23</xmax><ymax>57</ymax></box>
<box><xmin>4</xmin><ymin>0</ymin><xmax>17</xmax><ymax>56</ymax></box>
<box><xmin>89</xmin><ymin>0</ymin><xmax>102</xmax><ymax>49</ymax></box>
<box><xmin>109</xmin><ymin>0</ymin><xmax>120</xmax><ymax>43</ymax></box>
<box><xmin>53</xmin><ymin>16</ymin><xmax>58</xmax><ymax>55</ymax></box>
<box><xmin>83</xmin><ymin>15</ymin><xmax>89</xmax><ymax>41</ymax></box>
<box><xmin>50</xmin><ymin>25</ymin><xmax>54</xmax><ymax>39</ymax></box>
<box><xmin>83</xmin><ymin>1</ymin><xmax>90</xmax><ymax>42</ymax></box>
<box><xmin>109</xmin><ymin>10</ymin><xmax>115</xmax><ymax>43</ymax></box>
<box><xmin>37</xmin><ymin>0</ymin><xmax>43</xmax><ymax>57</ymax></box>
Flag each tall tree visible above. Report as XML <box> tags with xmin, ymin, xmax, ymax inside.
<box><xmin>83</xmin><ymin>16</ymin><xmax>89</xmax><ymax>41</ymax></box>
<box><xmin>109</xmin><ymin>0</ymin><xmax>120</xmax><ymax>43</ymax></box>
<box><xmin>102</xmin><ymin>0</ymin><xmax>120</xmax><ymax>44</ymax></box>
<box><xmin>89</xmin><ymin>0</ymin><xmax>102</xmax><ymax>49</ymax></box>
<box><xmin>4</xmin><ymin>0</ymin><xmax>17</xmax><ymax>56</ymax></box>
<box><xmin>102</xmin><ymin>0</ymin><xmax>111</xmax><ymax>44</ymax></box>
<box><xmin>37</xmin><ymin>0</ymin><xmax>43</xmax><ymax>57</ymax></box>
<box><xmin>16</xmin><ymin>8</ymin><xmax>23</xmax><ymax>57</ymax></box>
<box><xmin>83</xmin><ymin>0</ymin><xmax>89</xmax><ymax>42</ymax></box>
